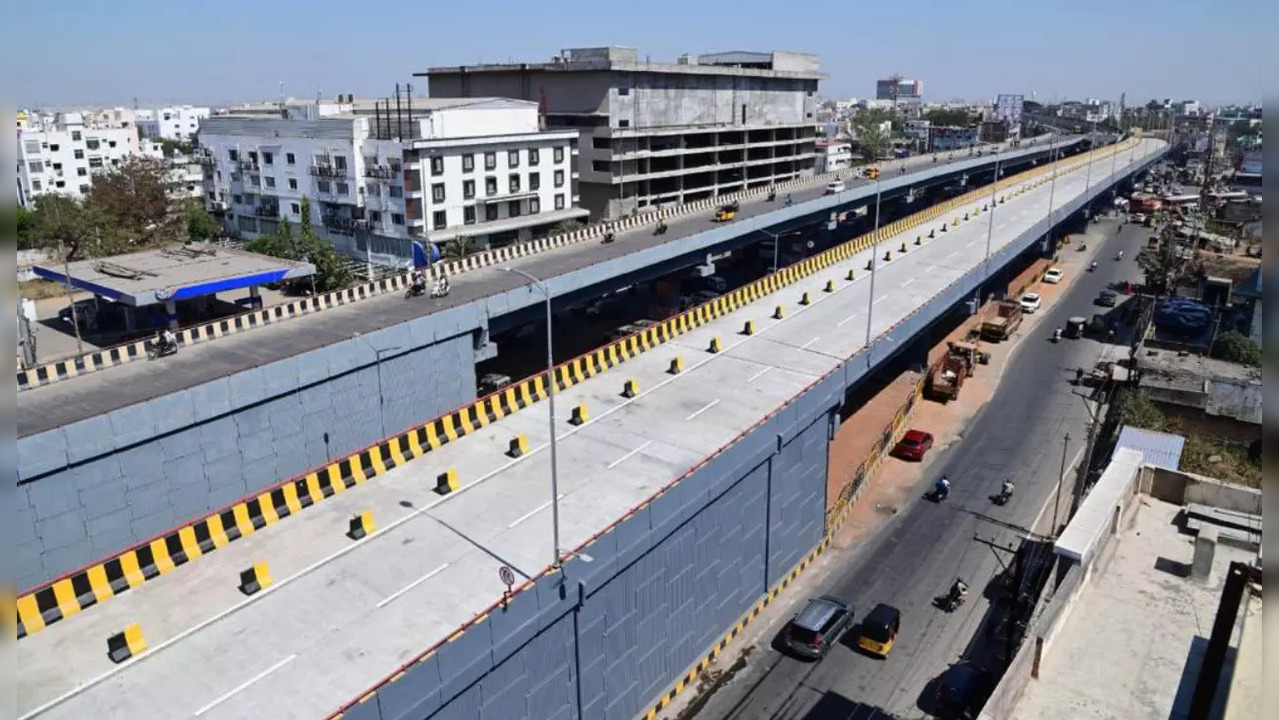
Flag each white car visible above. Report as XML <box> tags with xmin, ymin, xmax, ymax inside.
<box><xmin>1042</xmin><ymin>268</ymin><xmax>1064</xmax><ymax>284</ymax></box>
<box><xmin>824</xmin><ymin>181</ymin><xmax>846</xmax><ymax>195</ymax></box>
<box><xmin>1019</xmin><ymin>292</ymin><xmax>1042</xmax><ymax>313</ymax></box>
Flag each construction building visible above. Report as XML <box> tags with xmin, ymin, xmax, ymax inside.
<box><xmin>422</xmin><ymin>46</ymin><xmax>824</xmax><ymax>219</ymax></box>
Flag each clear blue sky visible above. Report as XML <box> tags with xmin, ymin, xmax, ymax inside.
<box><xmin>10</xmin><ymin>0</ymin><xmax>1268</xmax><ymax>109</ymax></box>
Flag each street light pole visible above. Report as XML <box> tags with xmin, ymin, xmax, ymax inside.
<box><xmin>1053</xmin><ymin>432</ymin><xmax>1070</xmax><ymax>536</ymax></box>
<box><xmin>499</xmin><ymin>267</ymin><xmax>562</xmax><ymax>569</ymax></box>
<box><xmin>863</xmin><ymin>177</ymin><xmax>882</xmax><ymax>368</ymax></box>
<box><xmin>981</xmin><ymin>157</ymin><xmax>1001</xmax><ymax>275</ymax></box>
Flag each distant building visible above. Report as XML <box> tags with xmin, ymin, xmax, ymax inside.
<box><xmin>979</xmin><ymin>121</ymin><xmax>1011</xmax><ymax>144</ymax></box>
<box><xmin>196</xmin><ymin>96</ymin><xmax>586</xmax><ymax>264</ymax></box>
<box><xmin>424</xmin><ymin>46</ymin><xmax>824</xmax><ymax>219</ymax></box>
<box><xmin>137</xmin><ymin>106</ymin><xmax>211</xmax><ymax>141</ymax></box>
<box><xmin>813</xmin><ymin>140</ymin><xmax>852</xmax><ymax>174</ymax></box>
<box><xmin>876</xmin><ymin>78</ymin><xmax>923</xmax><ymax>103</ymax></box>
<box><xmin>928</xmin><ymin>125</ymin><xmax>978</xmax><ymax>152</ymax></box>
<box><xmin>16</xmin><ymin>111</ymin><xmax>142</xmax><ymax>207</ymax></box>
<box><xmin>1175</xmin><ymin>100</ymin><xmax>1201</xmax><ymax>116</ymax></box>
<box><xmin>903</xmin><ymin>119</ymin><xmax>931</xmax><ymax>141</ymax></box>
<box><xmin>1135</xmin><ymin>347</ymin><xmax>1262</xmax><ymax>444</ymax></box>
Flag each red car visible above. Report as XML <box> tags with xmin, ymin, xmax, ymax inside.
<box><xmin>893</xmin><ymin>430</ymin><xmax>934</xmax><ymax>461</ymax></box>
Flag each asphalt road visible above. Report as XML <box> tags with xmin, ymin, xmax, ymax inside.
<box><xmin>18</xmin><ymin>138</ymin><xmax>1063</xmax><ymax>437</ymax></box>
<box><xmin>689</xmin><ymin>218</ymin><xmax>1151</xmax><ymax>720</ymax></box>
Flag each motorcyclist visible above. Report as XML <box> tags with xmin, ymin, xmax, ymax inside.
<box><xmin>410</xmin><ymin>269</ymin><xmax>426</xmax><ymax>292</ymax></box>
<box><xmin>949</xmin><ymin>578</ymin><xmax>968</xmax><ymax>605</ymax></box>
<box><xmin>1090</xmin><ymin>261</ymin><xmax>1098</xmax><ymax>271</ymax></box>
<box><xmin>767</xmin><ymin>189</ymin><xmax>777</xmax><ymax>202</ymax></box>
<box><xmin>784</xmin><ymin>194</ymin><xmax>793</xmax><ymax>207</ymax></box>
<box><xmin>1116</xmin><ymin>250</ymin><xmax>1124</xmax><ymax>260</ymax></box>
<box><xmin>934</xmin><ymin>475</ymin><xmax>951</xmax><ymax>500</ymax></box>
<box><xmin>1000</xmin><ymin>479</ymin><xmax>1015</xmax><ymax>499</ymax></box>
<box><xmin>160</xmin><ymin>328</ymin><xmax>178</xmax><ymax>353</ymax></box>
<box><xmin>655</xmin><ymin>218</ymin><xmax>668</xmax><ymax>234</ymax></box>
<box><xmin>1053</xmin><ymin>327</ymin><xmax>1063</xmax><ymax>342</ymax></box>
<box><xmin>433</xmin><ymin>276</ymin><xmax>450</xmax><ymax>297</ymax></box>
<box><xmin>603</xmin><ymin>231</ymin><xmax>616</xmax><ymax>244</ymax></box>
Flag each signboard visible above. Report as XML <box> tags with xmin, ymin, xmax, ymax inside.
<box><xmin>993</xmin><ymin>94</ymin><xmax>1025</xmax><ymax>124</ymax></box>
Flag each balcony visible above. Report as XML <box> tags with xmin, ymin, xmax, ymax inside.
<box><xmin>310</xmin><ymin>164</ymin><xmax>346</xmax><ymax>178</ymax></box>
<box><xmin>207</xmin><ymin>200</ymin><xmax>229</xmax><ymax>212</ymax></box>
<box><xmin>322</xmin><ymin>215</ymin><xmax>363</xmax><ymax>235</ymax></box>
<box><xmin>364</xmin><ymin>165</ymin><xmax>398</xmax><ymax>179</ymax></box>
<box><xmin>194</xmin><ymin>152</ymin><xmax>217</xmax><ymax>166</ymax></box>
<box><xmin>252</xmin><ymin>205</ymin><xmax>280</xmax><ymax>219</ymax></box>
<box><xmin>238</xmin><ymin>159</ymin><xmax>260</xmax><ymax>172</ymax></box>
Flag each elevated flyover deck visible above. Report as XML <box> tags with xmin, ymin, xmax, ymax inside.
<box><xmin>16</xmin><ymin>136</ymin><xmax>1073</xmax><ymax>439</ymax></box>
<box><xmin>19</xmin><ymin>138</ymin><xmax>1163</xmax><ymax>720</ymax></box>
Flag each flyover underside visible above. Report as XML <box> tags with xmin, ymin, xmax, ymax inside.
<box><xmin>17</xmin><ymin>140</ymin><xmax>1164</xmax><ymax>720</ymax></box>
<box><xmin>14</xmin><ymin>138</ymin><xmax>1086</xmax><ymax>592</ymax></box>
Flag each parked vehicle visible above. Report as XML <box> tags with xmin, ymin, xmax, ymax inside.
<box><xmin>980</xmin><ymin>300</ymin><xmax>1023</xmax><ymax>341</ymax></box>
<box><xmin>1018</xmin><ymin>292</ymin><xmax>1042</xmax><ymax>313</ymax></box>
<box><xmin>933</xmin><ymin>661</ymin><xmax>994</xmax><ymax>720</ymax></box>
<box><xmin>1096</xmin><ymin>289</ymin><xmax>1118</xmax><ymax>307</ymax></box>
<box><xmin>892</xmin><ymin>429</ymin><xmax>935</xmax><ymax>461</ymax></box>
<box><xmin>784</xmin><ymin>596</ymin><xmax>854</xmax><ymax>660</ymax></box>
<box><xmin>1042</xmin><ymin>267</ymin><xmax>1064</xmax><ymax>284</ymax></box>
<box><xmin>477</xmin><ymin>373</ymin><xmax>512</xmax><ymax>395</ymax></box>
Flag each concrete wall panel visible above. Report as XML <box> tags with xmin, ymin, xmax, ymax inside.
<box><xmin>376</xmin><ymin>654</ymin><xmax>443</xmax><ymax>720</ymax></box>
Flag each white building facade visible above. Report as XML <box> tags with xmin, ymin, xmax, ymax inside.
<box><xmin>813</xmin><ymin>141</ymin><xmax>852</xmax><ymax>174</ymax></box>
<box><xmin>17</xmin><ymin>111</ymin><xmax>143</xmax><ymax>207</ymax></box>
<box><xmin>196</xmin><ymin>97</ymin><xmax>585</xmax><ymax>265</ymax></box>
<box><xmin>137</xmin><ymin>105</ymin><xmax>211</xmax><ymax>141</ymax></box>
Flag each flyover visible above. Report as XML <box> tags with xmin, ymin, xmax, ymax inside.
<box><xmin>17</xmin><ymin>138</ymin><xmax>1165</xmax><ymax>720</ymax></box>
<box><xmin>14</xmin><ymin>135</ymin><xmax>1089</xmax><ymax>593</ymax></box>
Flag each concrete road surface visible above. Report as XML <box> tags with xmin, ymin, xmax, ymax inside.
<box><xmin>689</xmin><ymin>218</ymin><xmax>1152</xmax><ymax>720</ymax></box>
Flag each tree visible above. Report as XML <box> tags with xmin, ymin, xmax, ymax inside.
<box><xmin>85</xmin><ymin>156</ymin><xmax>183</xmax><ymax>249</ymax></box>
<box><xmin>26</xmin><ymin>194</ymin><xmax>119</xmax><ymax>261</ymax></box>
<box><xmin>185</xmin><ymin>201</ymin><xmax>221</xmax><ymax>242</ymax></box>
<box><xmin>443</xmin><ymin>235</ymin><xmax>476</xmax><ymax>261</ymax></box>
<box><xmin>245</xmin><ymin>216</ymin><xmax>296</xmax><ymax>259</ymax></box>
<box><xmin>925</xmin><ymin>108</ymin><xmax>973</xmax><ymax>127</ymax></box>
<box><xmin>16</xmin><ymin>205</ymin><xmax>36</xmax><ymax>249</ymax></box>
<box><xmin>551</xmin><ymin>219</ymin><xmax>585</xmax><ymax>235</ymax></box>
<box><xmin>1210</xmin><ymin>330</ymin><xmax>1261</xmax><ymax>367</ymax></box>
<box><xmin>294</xmin><ymin>197</ymin><xmax>350</xmax><ymax>292</ymax></box>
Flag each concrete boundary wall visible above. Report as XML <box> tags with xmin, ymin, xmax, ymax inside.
<box><xmin>16</xmin><ymin>139</ymin><xmax>1083</xmax><ymax>393</ymax></box>
<box><xmin>15</xmin><ymin>139</ymin><xmax>1153</xmax><ymax>642</ymax></box>
<box><xmin>330</xmin><ymin>141</ymin><xmax>1161</xmax><ymax>720</ymax></box>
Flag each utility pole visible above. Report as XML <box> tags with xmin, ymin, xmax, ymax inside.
<box><xmin>1053</xmin><ymin>432</ymin><xmax>1070</xmax><ymax>536</ymax></box>
<box><xmin>1072</xmin><ymin>394</ymin><xmax>1103</xmax><ymax>515</ymax></box>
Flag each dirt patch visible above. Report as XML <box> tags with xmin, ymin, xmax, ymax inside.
<box><xmin>19</xmin><ymin>279</ymin><xmax>72</xmax><ymax>301</ymax></box>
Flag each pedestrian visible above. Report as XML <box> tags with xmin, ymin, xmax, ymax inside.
<box><xmin>1075</xmin><ymin>367</ymin><xmax>1084</xmax><ymax>384</ymax></box>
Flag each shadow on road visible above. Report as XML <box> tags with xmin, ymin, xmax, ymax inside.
<box><xmin>800</xmin><ymin>691</ymin><xmax>907</xmax><ymax>720</ymax></box>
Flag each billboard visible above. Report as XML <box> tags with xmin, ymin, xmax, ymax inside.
<box><xmin>993</xmin><ymin>94</ymin><xmax>1024</xmax><ymax>124</ymax></box>
<box><xmin>1239</xmin><ymin>151</ymin><xmax>1262</xmax><ymax>175</ymax></box>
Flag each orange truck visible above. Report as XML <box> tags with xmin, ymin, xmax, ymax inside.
<box><xmin>980</xmin><ymin>300</ymin><xmax>1023</xmax><ymax>341</ymax></box>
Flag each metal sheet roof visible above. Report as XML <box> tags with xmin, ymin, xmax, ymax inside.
<box><xmin>1115</xmin><ymin>425</ymin><xmax>1185</xmax><ymax>471</ymax></box>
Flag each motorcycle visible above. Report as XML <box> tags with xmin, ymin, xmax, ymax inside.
<box><xmin>430</xmin><ymin>281</ymin><xmax>451</xmax><ymax>299</ymax></box>
<box><xmin>654</xmin><ymin>222</ymin><xmax>668</xmax><ymax>236</ymax></box>
<box><xmin>766</xmin><ymin>191</ymin><xmax>777</xmax><ymax>202</ymax></box>
<box><xmin>926</xmin><ymin>483</ymin><xmax>951</xmax><ymax>503</ymax></box>
<box><xmin>602</xmin><ymin>232</ymin><xmax>616</xmax><ymax>245</ymax></box>
<box><xmin>935</xmin><ymin>582</ymin><xmax>968</xmax><ymax>612</ymax></box>
<box><xmin>145</xmin><ymin>335</ymin><xmax>178</xmax><ymax>360</ymax></box>
<box><xmin>1115</xmin><ymin>251</ymin><xmax>1124</xmax><ymax>261</ymax></box>
<box><xmin>991</xmin><ymin>487</ymin><xmax>1013</xmax><ymax>506</ymax></box>
<box><xmin>1052</xmin><ymin>328</ymin><xmax>1062</xmax><ymax>343</ymax></box>
<box><xmin>1089</xmin><ymin>261</ymin><xmax>1098</xmax><ymax>272</ymax></box>
<box><xmin>405</xmin><ymin>282</ymin><xmax>426</xmax><ymax>299</ymax></box>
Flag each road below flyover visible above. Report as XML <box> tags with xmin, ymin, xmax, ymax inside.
<box><xmin>684</xmin><ymin>217</ymin><xmax>1155</xmax><ymax>720</ymax></box>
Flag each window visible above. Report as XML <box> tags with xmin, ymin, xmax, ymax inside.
<box><xmin>291</xmin><ymin>202</ymin><xmax>300</xmax><ymax>214</ymax></box>
<box><xmin>463</xmin><ymin>206</ymin><xmax>476</xmax><ymax>225</ymax></box>
<box><xmin>529</xmin><ymin>148</ymin><xmax>540</xmax><ymax>165</ymax></box>
<box><xmin>591</xmin><ymin>160</ymin><xmax>609</xmax><ymax>172</ymax></box>
<box><xmin>85</xmin><ymin>139</ymin><xmax>100</xmax><ymax>151</ymax></box>
<box><xmin>265</xmin><ymin>176</ymin><xmax>276</xmax><ymax>188</ymax></box>
<box><xmin>485</xmin><ymin>204</ymin><xmax>499</xmax><ymax>222</ymax></box>
<box><xmin>336</xmin><ymin>182</ymin><xmax>350</xmax><ymax>195</ymax></box>
<box><xmin>484</xmin><ymin>152</ymin><xmax>496</xmax><ymax>170</ymax></box>
<box><xmin>554</xmin><ymin>170</ymin><xmax>565</xmax><ymax>187</ymax></box>
<box><xmin>485</xmin><ymin>176</ymin><xmax>498</xmax><ymax>196</ymax></box>
<box><xmin>27</xmin><ymin>161</ymin><xmax>43</xmax><ymax>173</ymax></box>
<box><xmin>288</xmin><ymin>178</ymin><xmax>298</xmax><ymax>190</ymax></box>
<box><xmin>463</xmin><ymin>179</ymin><xmax>475</xmax><ymax>199</ymax></box>
<box><xmin>508</xmin><ymin>174</ymin><xmax>521</xmax><ymax>193</ymax></box>
<box><xmin>530</xmin><ymin>197</ymin><xmax>540</xmax><ymax>214</ymax></box>
<box><xmin>249</xmin><ymin>151</ymin><xmax>258</xmax><ymax>162</ymax></box>
<box><xmin>31</xmin><ymin>179</ymin><xmax>41</xmax><ymax>191</ymax></box>
<box><xmin>430</xmin><ymin>156</ymin><xmax>444</xmax><ymax>176</ymax></box>
<box><xmin>263</xmin><ymin>152</ymin><xmax>273</xmax><ymax>165</ymax></box>
<box><xmin>318</xmin><ymin>180</ymin><xmax>331</xmax><ymax>193</ymax></box>
<box><xmin>334</xmin><ymin>155</ymin><xmax>347</xmax><ymax>170</ymax></box>
<box><xmin>286</xmin><ymin>152</ymin><xmax>296</xmax><ymax>165</ymax></box>
<box><xmin>366</xmin><ymin>184</ymin><xmax>380</xmax><ymax>197</ymax></box>
<box><xmin>233</xmin><ymin>194</ymin><xmax>243</xmax><ymax>204</ymax></box>
<box><xmin>24</xmin><ymin>140</ymin><xmax>40</xmax><ymax>154</ymax></box>
<box><xmin>229</xmin><ymin>149</ymin><xmax>239</xmax><ymax>161</ymax></box>
<box><xmin>508</xmin><ymin>200</ymin><xmax>521</xmax><ymax>217</ymax></box>
<box><xmin>618</xmin><ymin>86</ymin><xmax>630</xmax><ymax>96</ymax></box>
<box><xmin>370</xmin><ymin>210</ymin><xmax>382</xmax><ymax>223</ymax></box>
<box><xmin>618</xmin><ymin>119</ymin><xmax>630</xmax><ymax>128</ymax></box>
<box><xmin>433</xmin><ymin>210</ymin><xmax>447</xmax><ymax>229</ymax></box>
<box><xmin>432</xmin><ymin>183</ymin><xmax>445</xmax><ymax>202</ymax></box>
<box><xmin>77</xmin><ymin>167</ymin><xmax>87</xmax><ymax>177</ymax></box>
<box><xmin>462</xmin><ymin>154</ymin><xmax>474</xmax><ymax>172</ymax></box>
<box><xmin>391</xmin><ymin>213</ymin><xmax>405</xmax><ymax>225</ymax></box>
<box><xmin>55</xmin><ymin>180</ymin><xmax>65</xmax><ymax>188</ymax></box>
<box><xmin>592</xmin><ymin>137</ymin><xmax>611</xmax><ymax>150</ymax></box>
<box><xmin>529</xmin><ymin>172</ymin><xmax>540</xmax><ymax>191</ymax></box>
<box><xmin>49</xmin><ymin>144</ymin><xmax>60</xmax><ymax>152</ymax></box>
<box><xmin>389</xmin><ymin>185</ymin><xmax>404</xmax><ymax>198</ymax></box>
<box><xmin>555</xmin><ymin>194</ymin><xmax>565</xmax><ymax>210</ymax></box>
<box><xmin>508</xmin><ymin>149</ymin><xmax>520</xmax><ymax>167</ymax></box>
<box><xmin>71</xmin><ymin>131</ymin><xmax>82</xmax><ymax>141</ymax></box>
<box><xmin>79</xmin><ymin>184</ymin><xmax>90</xmax><ymax>194</ymax></box>
<box><xmin>74</xmin><ymin>149</ymin><xmax>85</xmax><ymax>160</ymax></box>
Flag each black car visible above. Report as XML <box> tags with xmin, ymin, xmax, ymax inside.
<box><xmin>934</xmin><ymin>661</ymin><xmax>994</xmax><ymax>719</ymax></box>
<box><xmin>784</xmin><ymin>595</ymin><xmax>854</xmax><ymax>659</ymax></box>
<box><xmin>1095</xmin><ymin>289</ymin><xmax>1118</xmax><ymax>307</ymax></box>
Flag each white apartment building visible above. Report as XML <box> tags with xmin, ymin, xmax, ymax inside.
<box><xmin>17</xmin><ymin>111</ymin><xmax>142</xmax><ymax>207</ymax></box>
<box><xmin>813</xmin><ymin>140</ymin><xmax>852</xmax><ymax>174</ymax></box>
<box><xmin>196</xmin><ymin>97</ymin><xmax>585</xmax><ymax>264</ymax></box>
<box><xmin>137</xmin><ymin>105</ymin><xmax>211</xmax><ymax>141</ymax></box>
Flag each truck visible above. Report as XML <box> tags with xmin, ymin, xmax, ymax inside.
<box><xmin>980</xmin><ymin>301</ymin><xmax>1023</xmax><ymax>341</ymax></box>
<box><xmin>926</xmin><ymin>345</ymin><xmax>976</xmax><ymax>403</ymax></box>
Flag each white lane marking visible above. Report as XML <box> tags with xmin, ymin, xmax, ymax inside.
<box><xmin>507</xmin><ymin>495</ymin><xmax>566</xmax><ymax>529</ymax></box>
<box><xmin>748</xmin><ymin>367</ymin><xmax>773</xmax><ymax>383</ymax></box>
<box><xmin>902</xmin><ymin>279</ymin><xmax>915</xmax><ymax>287</ymax></box>
<box><xmin>376</xmin><ymin>563</ymin><xmax>451</xmax><ymax>608</ymax></box>
<box><xmin>685</xmin><ymin>399</ymin><xmax>721</xmax><ymax>421</ymax></box>
<box><xmin>873</xmin><ymin>296</ymin><xmax>888</xmax><ymax>305</ymax></box>
<box><xmin>607</xmin><ymin>441</ymin><xmax>652</xmax><ymax>470</ymax></box>
<box><xmin>800</xmin><ymin>337</ymin><xmax>821</xmax><ymax>350</ymax></box>
<box><xmin>836</xmin><ymin>313</ymin><xmax>860</xmax><ymax>328</ymax></box>
<box><xmin>193</xmin><ymin>654</ymin><xmax>297</xmax><ymax>717</ymax></box>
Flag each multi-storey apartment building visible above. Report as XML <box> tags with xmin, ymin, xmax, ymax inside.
<box><xmin>16</xmin><ymin>111</ymin><xmax>143</xmax><ymax>207</ymax></box>
<box><xmin>195</xmin><ymin>96</ymin><xmax>584</xmax><ymax>263</ymax></box>
<box><xmin>136</xmin><ymin>105</ymin><xmax>211</xmax><ymax>141</ymax></box>
<box><xmin>423</xmin><ymin>46</ymin><xmax>824</xmax><ymax>219</ymax></box>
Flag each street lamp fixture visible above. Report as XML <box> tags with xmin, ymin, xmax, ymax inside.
<box><xmin>498</xmin><ymin>267</ymin><xmax>563</xmax><ymax>570</ymax></box>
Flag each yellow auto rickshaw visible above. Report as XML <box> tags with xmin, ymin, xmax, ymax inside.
<box><xmin>714</xmin><ymin>201</ymin><xmax>739</xmax><ymax>222</ymax></box>
<box><xmin>856</xmin><ymin>603</ymin><xmax>901</xmax><ymax>658</ymax></box>
<box><xmin>865</xmin><ymin>166</ymin><xmax>881</xmax><ymax>180</ymax></box>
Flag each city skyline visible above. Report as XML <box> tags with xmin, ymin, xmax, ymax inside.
<box><xmin>10</xmin><ymin>0</ymin><xmax>1267</xmax><ymax>109</ymax></box>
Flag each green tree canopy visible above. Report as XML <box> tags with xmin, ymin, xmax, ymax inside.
<box><xmin>185</xmin><ymin>201</ymin><xmax>221</xmax><ymax>242</ymax></box>
<box><xmin>85</xmin><ymin>156</ymin><xmax>183</xmax><ymax>248</ymax></box>
<box><xmin>16</xmin><ymin>205</ymin><xmax>37</xmax><ymax>249</ymax></box>
<box><xmin>443</xmin><ymin>236</ymin><xmax>477</xmax><ymax>261</ymax></box>
<box><xmin>925</xmin><ymin>108</ymin><xmax>973</xmax><ymax>127</ymax></box>
<box><xmin>1210</xmin><ymin>330</ymin><xmax>1261</xmax><ymax>367</ymax></box>
<box><xmin>26</xmin><ymin>194</ymin><xmax>117</xmax><ymax>260</ymax></box>
<box><xmin>245</xmin><ymin>196</ymin><xmax>351</xmax><ymax>293</ymax></box>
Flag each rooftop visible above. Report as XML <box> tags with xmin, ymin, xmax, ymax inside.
<box><xmin>422</xmin><ymin>46</ymin><xmax>824</xmax><ymax>79</ymax></box>
<box><xmin>1013</xmin><ymin>497</ymin><xmax>1261</xmax><ymax>720</ymax></box>
<box><xmin>31</xmin><ymin>244</ymin><xmax>314</xmax><ymax>307</ymax></box>
<box><xmin>1114</xmin><ymin>426</ymin><xmax>1185</xmax><ymax>471</ymax></box>
<box><xmin>1136</xmin><ymin>347</ymin><xmax>1262</xmax><ymax>424</ymax></box>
